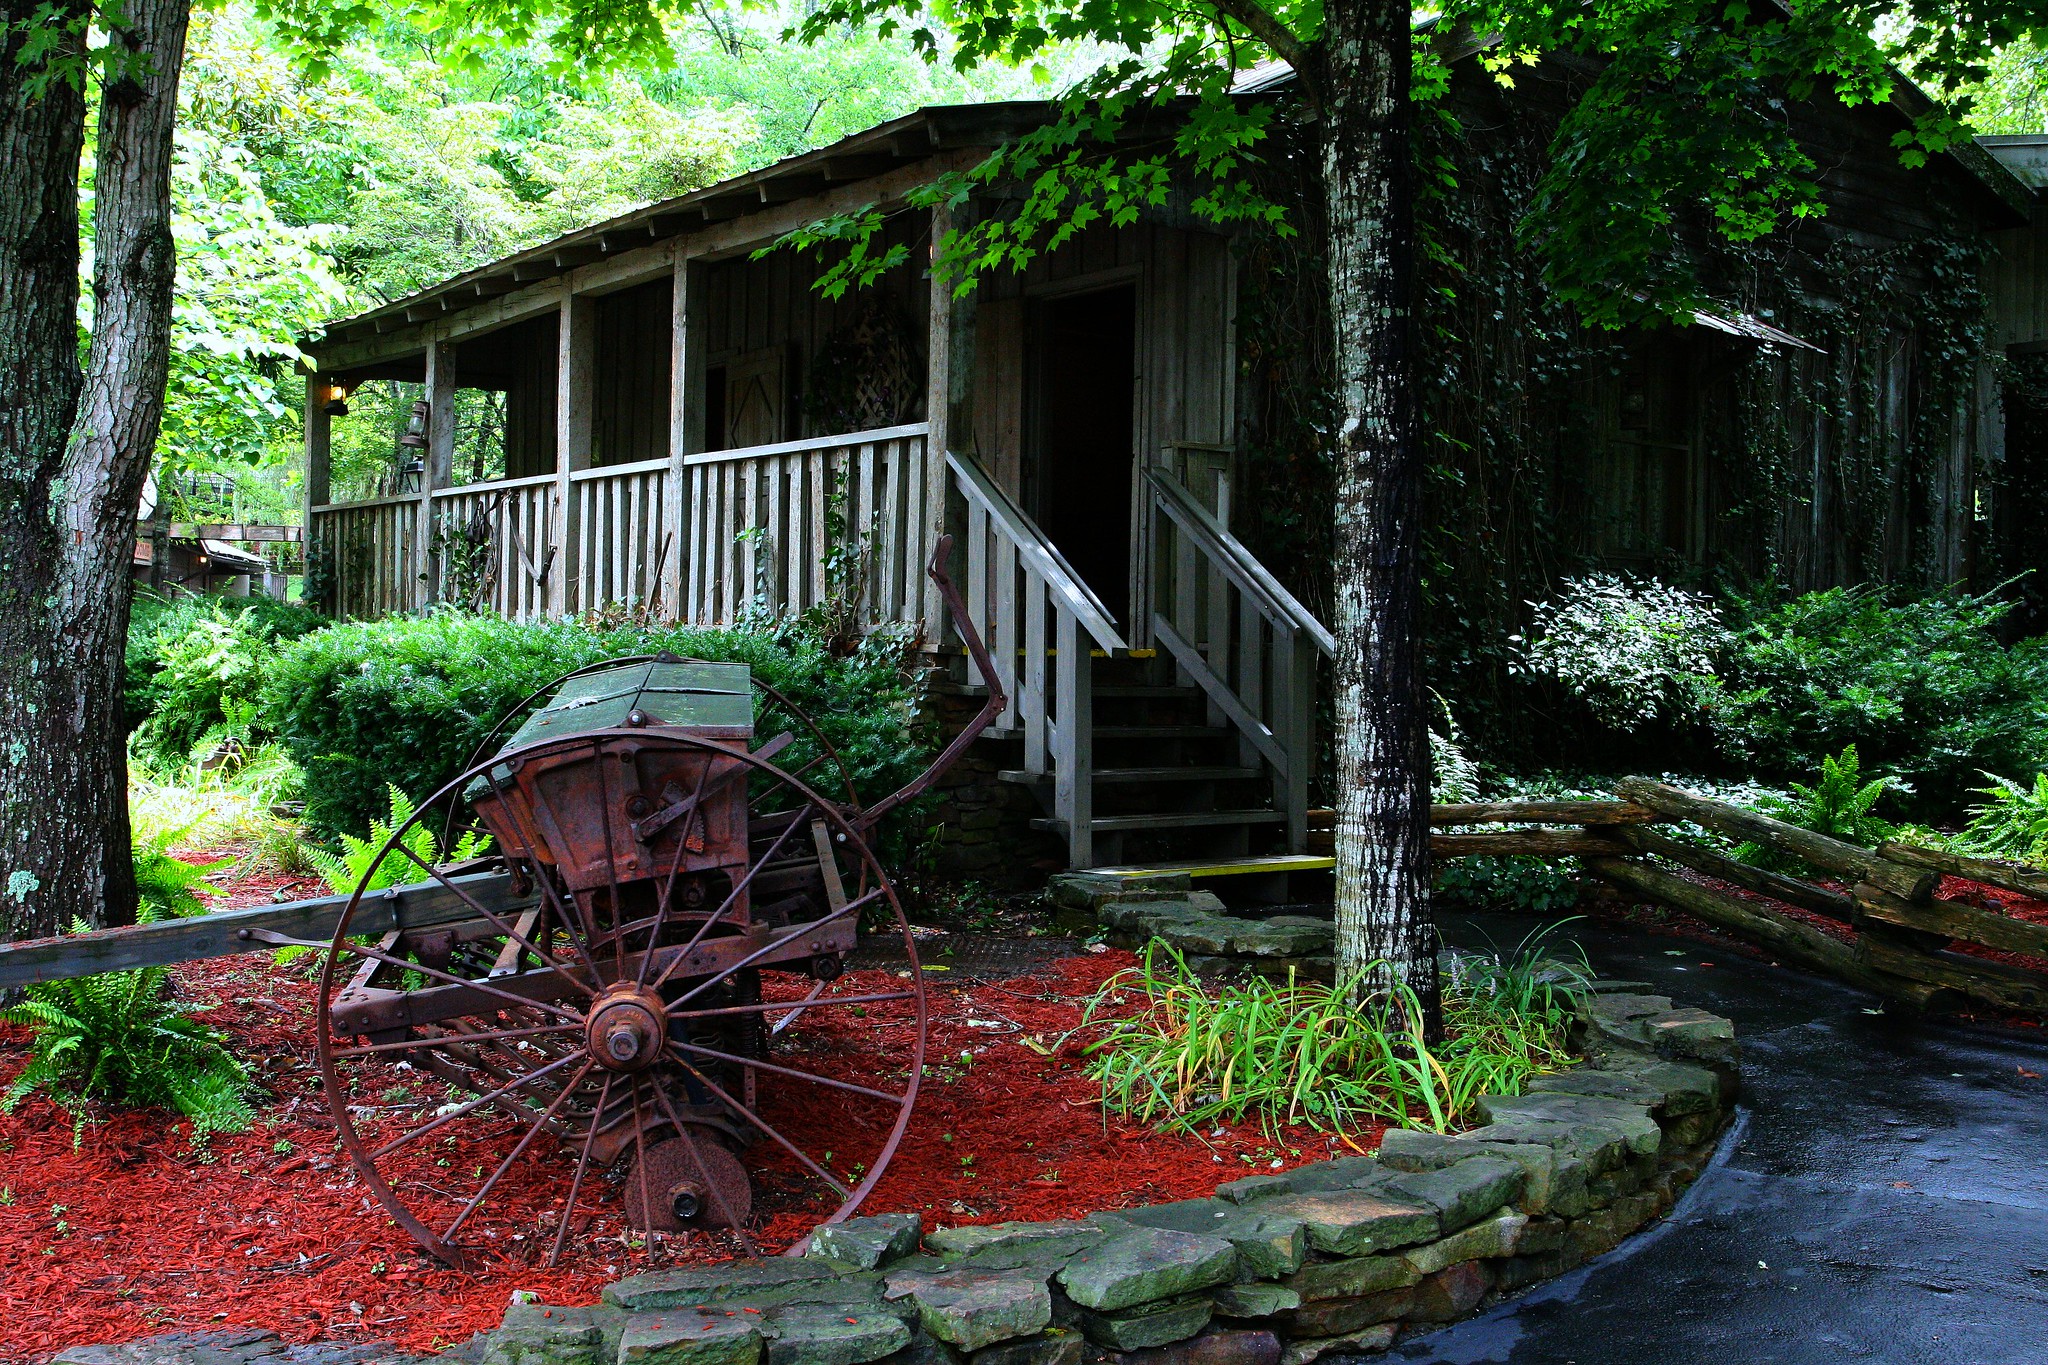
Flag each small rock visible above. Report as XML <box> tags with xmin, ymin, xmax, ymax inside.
<box><xmin>1277</xmin><ymin>1324</ymin><xmax>1397</xmax><ymax>1365</ymax></box>
<box><xmin>1402</xmin><ymin>1213</ymin><xmax>1528</xmax><ymax>1276</ymax></box>
<box><xmin>616</xmin><ymin>1312</ymin><xmax>761</xmax><ymax>1365</ymax></box>
<box><xmin>1405</xmin><ymin>1260</ymin><xmax>1492</xmax><ymax>1323</ymax></box>
<box><xmin>1210</xmin><ymin>1283</ymin><xmax>1302</xmax><ymax>1318</ymax></box>
<box><xmin>806</xmin><ymin>1215</ymin><xmax>922</xmax><ymax>1271</ymax></box>
<box><xmin>1643</xmin><ymin>1009</ymin><xmax>1738</xmax><ymax>1064</ymax></box>
<box><xmin>1249</xmin><ymin>1189</ymin><xmax>1439</xmax><ymax>1258</ymax></box>
<box><xmin>1075</xmin><ymin>1296</ymin><xmax>1214</xmax><ymax>1351</ymax></box>
<box><xmin>1280</xmin><ymin>1254</ymin><xmax>1418</xmax><ymax>1303</ymax></box>
<box><xmin>883</xmin><ymin>1268</ymin><xmax>1052</xmax><ymax>1352</ymax></box>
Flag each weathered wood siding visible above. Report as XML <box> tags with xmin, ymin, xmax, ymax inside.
<box><xmin>592</xmin><ymin>276</ymin><xmax>674</xmax><ymax>467</ymax></box>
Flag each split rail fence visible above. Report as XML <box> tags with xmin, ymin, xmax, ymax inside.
<box><xmin>1406</xmin><ymin>778</ymin><xmax>2048</xmax><ymax>1015</ymax></box>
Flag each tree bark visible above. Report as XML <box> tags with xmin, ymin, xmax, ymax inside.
<box><xmin>0</xmin><ymin>0</ymin><xmax>190</xmax><ymax>941</ymax></box>
<box><xmin>1316</xmin><ymin>0</ymin><xmax>1437</xmax><ymax>1023</ymax></box>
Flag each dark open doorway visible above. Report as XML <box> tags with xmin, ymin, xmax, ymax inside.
<box><xmin>1028</xmin><ymin>285</ymin><xmax>1137</xmax><ymax>625</ymax></box>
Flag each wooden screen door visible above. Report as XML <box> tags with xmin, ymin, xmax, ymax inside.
<box><xmin>724</xmin><ymin>348</ymin><xmax>785</xmax><ymax>450</ymax></box>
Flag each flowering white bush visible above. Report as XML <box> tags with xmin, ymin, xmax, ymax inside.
<box><xmin>1515</xmin><ymin>574</ymin><xmax>1727</xmax><ymax>732</ymax></box>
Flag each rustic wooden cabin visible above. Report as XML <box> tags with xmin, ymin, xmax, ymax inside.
<box><xmin>302</xmin><ymin>58</ymin><xmax>2048</xmax><ymax>874</ymax></box>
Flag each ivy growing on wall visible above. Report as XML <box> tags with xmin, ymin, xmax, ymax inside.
<box><xmin>1231</xmin><ymin>72</ymin><xmax>1998</xmax><ymax>774</ymax></box>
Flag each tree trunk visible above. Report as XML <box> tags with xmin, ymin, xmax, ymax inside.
<box><xmin>0</xmin><ymin>0</ymin><xmax>190</xmax><ymax>941</ymax></box>
<box><xmin>1316</xmin><ymin>0</ymin><xmax>1438</xmax><ymax>1024</ymax></box>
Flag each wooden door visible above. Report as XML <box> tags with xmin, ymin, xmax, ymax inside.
<box><xmin>724</xmin><ymin>347</ymin><xmax>785</xmax><ymax>450</ymax></box>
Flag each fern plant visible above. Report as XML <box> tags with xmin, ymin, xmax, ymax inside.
<box><xmin>306</xmin><ymin>784</ymin><xmax>492</xmax><ymax>897</ymax></box>
<box><xmin>132</xmin><ymin>823</ymin><xmax>228</xmax><ymax>921</ymax></box>
<box><xmin>1959</xmin><ymin>772</ymin><xmax>2048</xmax><ymax>865</ymax></box>
<box><xmin>2</xmin><ymin>921</ymin><xmax>253</xmax><ymax>1143</ymax></box>
<box><xmin>1737</xmin><ymin>745</ymin><xmax>1896</xmax><ymax>870</ymax></box>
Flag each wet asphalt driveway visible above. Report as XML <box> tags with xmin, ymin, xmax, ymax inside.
<box><xmin>1385</xmin><ymin>913</ymin><xmax>2048</xmax><ymax>1365</ymax></box>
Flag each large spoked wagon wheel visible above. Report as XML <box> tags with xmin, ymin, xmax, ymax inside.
<box><xmin>314</xmin><ymin>729</ymin><xmax>928</xmax><ymax>1270</ymax></box>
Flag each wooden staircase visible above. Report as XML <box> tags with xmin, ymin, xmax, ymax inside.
<box><xmin>946</xmin><ymin>451</ymin><xmax>1335</xmax><ymax>870</ymax></box>
<box><xmin>1000</xmin><ymin>655</ymin><xmax>1291</xmax><ymax>866</ymax></box>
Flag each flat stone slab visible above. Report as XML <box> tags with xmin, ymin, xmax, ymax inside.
<box><xmin>1532</xmin><ymin>1059</ymin><xmax>1722</xmax><ymax>1115</ymax></box>
<box><xmin>806</xmin><ymin>1214</ymin><xmax>922</xmax><ymax>1271</ymax></box>
<box><xmin>479</xmin><ymin>1303</ymin><xmax>620</xmax><ymax>1365</ymax></box>
<box><xmin>1403</xmin><ymin>1212</ymin><xmax>1528</xmax><ymax>1276</ymax></box>
<box><xmin>1057</xmin><ymin>1225</ymin><xmax>1238</xmax><ymax>1311</ymax></box>
<box><xmin>1278</xmin><ymin>1324</ymin><xmax>1397</xmax><ymax>1365</ymax></box>
<box><xmin>1212</xmin><ymin>1282</ymin><xmax>1303</xmax><ymax>1317</ymax></box>
<box><xmin>759</xmin><ymin>1305</ymin><xmax>911</xmax><ymax>1365</ymax></box>
<box><xmin>616</xmin><ymin>1312</ymin><xmax>762</xmax><ymax>1365</ymax></box>
<box><xmin>964</xmin><ymin>1330</ymin><xmax>1084</xmax><ymax>1365</ymax></box>
<box><xmin>1381</xmin><ymin>1155</ymin><xmax>1525</xmax><ymax>1231</ymax></box>
<box><xmin>882</xmin><ymin>1267</ymin><xmax>1051</xmax><ymax>1352</ymax></box>
<box><xmin>1281</xmin><ymin>1253</ymin><xmax>1419</xmax><ymax>1303</ymax></box>
<box><xmin>1249</xmin><ymin>1188</ymin><xmax>1439</xmax><ymax>1257</ymax></box>
<box><xmin>1373</xmin><ymin>1128</ymin><xmax>1592</xmax><ymax>1216</ymax></box>
<box><xmin>1217</xmin><ymin>1157</ymin><xmax>1382</xmax><ymax>1204</ymax></box>
<box><xmin>1473</xmin><ymin>1092</ymin><xmax>1662</xmax><ymax>1158</ymax></box>
<box><xmin>926</xmin><ymin>1220</ymin><xmax>1099</xmax><ymax>1263</ymax></box>
<box><xmin>1075</xmin><ymin>1295</ymin><xmax>1215</xmax><ymax>1351</ymax></box>
<box><xmin>607</xmin><ymin>1260</ymin><xmax>851</xmax><ymax>1313</ymax></box>
<box><xmin>1642</xmin><ymin>1008</ymin><xmax>1738</xmax><ymax>1063</ymax></box>
<box><xmin>1097</xmin><ymin>1198</ymin><xmax>1308</xmax><ymax>1277</ymax></box>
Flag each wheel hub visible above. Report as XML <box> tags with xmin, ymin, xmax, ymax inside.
<box><xmin>586</xmin><ymin>983</ymin><xmax>668</xmax><ymax>1072</ymax></box>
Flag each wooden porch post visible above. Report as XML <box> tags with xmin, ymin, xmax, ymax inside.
<box><xmin>666</xmin><ymin>254</ymin><xmax>705</xmax><ymax>622</ymax></box>
<box><xmin>553</xmin><ymin>297</ymin><xmax>596</xmax><ymax>616</ymax></box>
<box><xmin>302</xmin><ymin>372</ymin><xmax>330</xmax><ymax>606</ymax></box>
<box><xmin>924</xmin><ymin>204</ymin><xmax>957</xmax><ymax>632</ymax></box>
<box><xmin>420</xmin><ymin>339</ymin><xmax>457</xmax><ymax>606</ymax></box>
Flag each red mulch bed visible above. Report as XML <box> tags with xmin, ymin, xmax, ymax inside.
<box><xmin>0</xmin><ymin>855</ymin><xmax>1372</xmax><ymax>1363</ymax></box>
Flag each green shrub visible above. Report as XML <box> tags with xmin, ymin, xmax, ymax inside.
<box><xmin>306</xmin><ymin>785</ymin><xmax>492</xmax><ymax>895</ymax></box>
<box><xmin>126</xmin><ymin>592</ymin><xmax>326</xmax><ymax>762</ymax></box>
<box><xmin>1516</xmin><ymin>574</ymin><xmax>1727</xmax><ymax>734</ymax></box>
<box><xmin>259</xmin><ymin>610</ymin><xmax>926</xmax><ymax>842</ymax></box>
<box><xmin>1709</xmin><ymin>586</ymin><xmax>2048</xmax><ymax>816</ymax></box>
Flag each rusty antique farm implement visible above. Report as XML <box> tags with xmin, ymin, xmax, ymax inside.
<box><xmin>0</xmin><ymin>540</ymin><xmax>1004</xmax><ymax>1268</ymax></box>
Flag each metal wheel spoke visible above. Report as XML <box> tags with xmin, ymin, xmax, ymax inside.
<box><xmin>643</xmin><ymin>1077</ymin><xmax>759</xmax><ymax>1257</ymax></box>
<box><xmin>669</xmin><ymin>1039</ymin><xmax>904</xmax><ymax>1105</ymax></box>
<box><xmin>523</xmin><ymin>860</ymin><xmax>604</xmax><ymax>981</ymax></box>
<box><xmin>330</xmin><ymin>935</ymin><xmax>586</xmax><ymax>1023</ymax></box>
<box><xmin>667</xmin><ymin>891</ymin><xmax>879</xmax><ymax>1010</ymax></box>
<box><xmin>444</xmin><ymin>1059</ymin><xmax>594</xmax><ymax>1240</ymax></box>
<box><xmin>391</xmin><ymin>841</ymin><xmax>596</xmax><ymax>997</ymax></box>
<box><xmin>647</xmin><ymin>803</ymin><xmax>815</xmax><ymax>992</ymax></box>
<box><xmin>659</xmin><ymin>1047</ymin><xmax>852</xmax><ymax>1198</ymax></box>
<box><xmin>368</xmin><ymin>1048</ymin><xmax>588</xmax><ymax>1160</ymax></box>
<box><xmin>549</xmin><ymin>1073</ymin><xmax>614</xmax><ymax>1268</ymax></box>
<box><xmin>626</xmin><ymin>1075</ymin><xmax>656</xmax><ymax>1253</ymax></box>
<box><xmin>333</xmin><ymin>1023</ymin><xmax>575</xmax><ymax>1059</ymax></box>
<box><xmin>667</xmin><ymin>989</ymin><xmax>914</xmax><ymax>1028</ymax></box>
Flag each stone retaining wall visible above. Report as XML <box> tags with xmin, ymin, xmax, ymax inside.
<box><xmin>58</xmin><ymin>975</ymin><xmax>1738</xmax><ymax>1365</ymax></box>
<box><xmin>443</xmin><ymin>977</ymin><xmax>1736</xmax><ymax>1365</ymax></box>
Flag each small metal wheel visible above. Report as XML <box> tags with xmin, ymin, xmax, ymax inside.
<box><xmin>313</xmin><ymin>728</ymin><xmax>929</xmax><ymax>1268</ymax></box>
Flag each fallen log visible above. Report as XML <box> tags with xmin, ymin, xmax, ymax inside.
<box><xmin>1429</xmin><ymin>800</ymin><xmax>1659</xmax><ymax>827</ymax></box>
<box><xmin>1614</xmin><ymin>777</ymin><xmax>1874</xmax><ymax>881</ymax></box>
<box><xmin>1875</xmin><ymin>840</ymin><xmax>2048</xmax><ymax>904</ymax></box>
<box><xmin>1855</xmin><ymin>931</ymin><xmax>2048</xmax><ymax>1015</ymax></box>
<box><xmin>1433</xmin><ymin>830</ymin><xmax>1633</xmax><ymax>859</ymax></box>
<box><xmin>1585</xmin><ymin>856</ymin><xmax>1953</xmax><ymax>1010</ymax></box>
<box><xmin>1614</xmin><ymin>825</ymin><xmax>1856</xmax><ymax>923</ymax></box>
<box><xmin>1852</xmin><ymin>882</ymin><xmax>2048</xmax><ymax>960</ymax></box>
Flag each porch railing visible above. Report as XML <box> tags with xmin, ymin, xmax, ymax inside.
<box><xmin>946</xmin><ymin>450</ymin><xmax>1127</xmax><ymax>865</ymax></box>
<box><xmin>308</xmin><ymin>493</ymin><xmax>421</xmax><ymax>621</ymax></box>
<box><xmin>680</xmin><ymin>423</ymin><xmax>933</xmax><ymax>627</ymax></box>
<box><xmin>429</xmin><ymin>472</ymin><xmax>557</xmax><ymax>617</ymax></box>
<box><xmin>308</xmin><ymin>423</ymin><xmax>933</xmax><ymax>627</ymax></box>
<box><xmin>1143</xmin><ymin>466</ymin><xmax>1334</xmax><ymax>852</ymax></box>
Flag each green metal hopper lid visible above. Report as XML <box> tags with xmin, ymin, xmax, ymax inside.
<box><xmin>466</xmin><ymin>658</ymin><xmax>754</xmax><ymax>799</ymax></box>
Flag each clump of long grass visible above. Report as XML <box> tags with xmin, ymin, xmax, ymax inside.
<box><xmin>129</xmin><ymin>739</ymin><xmax>313</xmax><ymax>874</ymax></box>
<box><xmin>1081</xmin><ymin>928</ymin><xmax>1591</xmax><ymax>1137</ymax></box>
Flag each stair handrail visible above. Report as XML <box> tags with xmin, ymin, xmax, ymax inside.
<box><xmin>946</xmin><ymin>449</ymin><xmax>1127</xmax><ymax>653</ymax></box>
<box><xmin>1143</xmin><ymin>467</ymin><xmax>1335</xmax><ymax>658</ymax></box>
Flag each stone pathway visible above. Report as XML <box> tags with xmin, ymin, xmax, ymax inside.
<box><xmin>1386</xmin><ymin>911</ymin><xmax>2048</xmax><ymax>1365</ymax></box>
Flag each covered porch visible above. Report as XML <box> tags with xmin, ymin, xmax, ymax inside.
<box><xmin>302</xmin><ymin>108</ymin><xmax>1331</xmax><ymax>870</ymax></box>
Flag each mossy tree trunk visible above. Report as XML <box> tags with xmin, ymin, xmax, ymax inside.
<box><xmin>0</xmin><ymin>0</ymin><xmax>190</xmax><ymax>941</ymax></box>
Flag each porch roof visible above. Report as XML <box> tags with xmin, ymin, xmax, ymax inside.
<box><xmin>309</xmin><ymin>101</ymin><xmax>1060</xmax><ymax>349</ymax></box>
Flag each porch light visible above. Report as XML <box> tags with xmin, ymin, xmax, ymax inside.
<box><xmin>316</xmin><ymin>376</ymin><xmax>358</xmax><ymax>416</ymax></box>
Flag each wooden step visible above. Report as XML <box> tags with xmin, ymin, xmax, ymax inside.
<box><xmin>1032</xmin><ymin>809</ymin><xmax>1288</xmax><ymax>835</ymax></box>
<box><xmin>1092</xmin><ymin>684</ymin><xmax>1202</xmax><ymax>700</ymax></box>
<box><xmin>999</xmin><ymin>765</ymin><xmax>1264</xmax><ymax>787</ymax></box>
<box><xmin>1085</xmin><ymin>854</ymin><xmax>1337</xmax><ymax>880</ymax></box>
<box><xmin>1092</xmin><ymin>724</ymin><xmax>1234</xmax><ymax>741</ymax></box>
